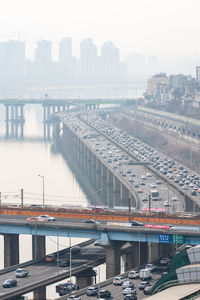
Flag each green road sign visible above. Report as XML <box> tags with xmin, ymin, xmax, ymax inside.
<box><xmin>172</xmin><ymin>235</ymin><xmax>184</xmax><ymax>244</ymax></box>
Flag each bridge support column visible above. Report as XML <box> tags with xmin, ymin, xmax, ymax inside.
<box><xmin>148</xmin><ymin>242</ymin><xmax>160</xmax><ymax>262</ymax></box>
<box><xmin>105</xmin><ymin>241</ymin><xmax>124</xmax><ymax>278</ymax></box>
<box><xmin>113</xmin><ymin>175</ymin><xmax>120</xmax><ymax>206</ymax></box>
<box><xmin>158</xmin><ymin>243</ymin><xmax>172</xmax><ymax>258</ymax></box>
<box><xmin>32</xmin><ymin>235</ymin><xmax>46</xmax><ymax>259</ymax></box>
<box><xmin>33</xmin><ymin>286</ymin><xmax>46</xmax><ymax>300</ymax></box>
<box><xmin>124</xmin><ymin>246</ymin><xmax>135</xmax><ymax>272</ymax></box>
<box><xmin>4</xmin><ymin>234</ymin><xmax>19</xmax><ymax>267</ymax></box>
<box><xmin>76</xmin><ymin>269</ymin><xmax>95</xmax><ymax>289</ymax></box>
<box><xmin>120</xmin><ymin>184</ymin><xmax>129</xmax><ymax>206</ymax></box>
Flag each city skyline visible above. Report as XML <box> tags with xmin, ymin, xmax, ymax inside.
<box><xmin>0</xmin><ymin>0</ymin><xmax>200</xmax><ymax>60</ymax></box>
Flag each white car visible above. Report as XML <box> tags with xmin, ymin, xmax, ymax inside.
<box><xmin>128</xmin><ymin>270</ymin><xmax>139</xmax><ymax>279</ymax></box>
<box><xmin>122</xmin><ymin>281</ymin><xmax>135</xmax><ymax>289</ymax></box>
<box><xmin>38</xmin><ymin>215</ymin><xmax>56</xmax><ymax>221</ymax></box>
<box><xmin>145</xmin><ymin>263</ymin><xmax>157</xmax><ymax>272</ymax></box>
<box><xmin>160</xmin><ymin>257</ymin><xmax>170</xmax><ymax>265</ymax></box>
<box><xmin>123</xmin><ymin>287</ymin><xmax>136</xmax><ymax>295</ymax></box>
<box><xmin>113</xmin><ymin>276</ymin><xmax>125</xmax><ymax>285</ymax></box>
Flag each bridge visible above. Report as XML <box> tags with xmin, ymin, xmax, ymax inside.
<box><xmin>0</xmin><ymin>97</ymin><xmax>132</xmax><ymax>139</ymax></box>
<box><xmin>0</xmin><ymin>215</ymin><xmax>199</xmax><ymax>299</ymax></box>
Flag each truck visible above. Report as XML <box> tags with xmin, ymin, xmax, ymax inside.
<box><xmin>139</xmin><ymin>268</ymin><xmax>152</xmax><ymax>280</ymax></box>
<box><xmin>15</xmin><ymin>268</ymin><xmax>29</xmax><ymax>278</ymax></box>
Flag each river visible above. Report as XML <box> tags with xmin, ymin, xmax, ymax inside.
<box><xmin>0</xmin><ymin>103</ymin><xmax>105</xmax><ymax>299</ymax></box>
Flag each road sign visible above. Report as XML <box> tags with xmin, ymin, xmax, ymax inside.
<box><xmin>172</xmin><ymin>235</ymin><xmax>184</xmax><ymax>244</ymax></box>
<box><xmin>159</xmin><ymin>234</ymin><xmax>170</xmax><ymax>243</ymax></box>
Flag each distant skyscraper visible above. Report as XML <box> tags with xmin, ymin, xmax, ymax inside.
<box><xmin>80</xmin><ymin>38</ymin><xmax>97</xmax><ymax>82</ymax></box>
<box><xmin>196</xmin><ymin>66</ymin><xmax>200</xmax><ymax>81</ymax></box>
<box><xmin>35</xmin><ymin>40</ymin><xmax>52</xmax><ymax>84</ymax></box>
<box><xmin>59</xmin><ymin>37</ymin><xmax>75</xmax><ymax>83</ymax></box>
<box><xmin>59</xmin><ymin>37</ymin><xmax>72</xmax><ymax>63</ymax></box>
<box><xmin>0</xmin><ymin>40</ymin><xmax>25</xmax><ymax>87</ymax></box>
<box><xmin>100</xmin><ymin>41</ymin><xmax>120</xmax><ymax>83</ymax></box>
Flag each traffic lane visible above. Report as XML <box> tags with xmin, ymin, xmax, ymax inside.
<box><xmin>0</xmin><ymin>247</ymin><xmax>105</xmax><ymax>295</ymax></box>
<box><xmin>80</xmin><ymin>273</ymin><xmax>161</xmax><ymax>300</ymax></box>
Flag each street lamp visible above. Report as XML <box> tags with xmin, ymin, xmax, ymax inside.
<box><xmin>38</xmin><ymin>174</ymin><xmax>45</xmax><ymax>206</ymax></box>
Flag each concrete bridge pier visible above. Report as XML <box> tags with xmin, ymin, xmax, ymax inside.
<box><xmin>33</xmin><ymin>286</ymin><xmax>46</xmax><ymax>300</ymax></box>
<box><xmin>113</xmin><ymin>175</ymin><xmax>120</xmax><ymax>206</ymax></box>
<box><xmin>107</xmin><ymin>169</ymin><xmax>114</xmax><ymax>207</ymax></box>
<box><xmin>105</xmin><ymin>241</ymin><xmax>124</xmax><ymax>279</ymax></box>
<box><xmin>76</xmin><ymin>269</ymin><xmax>95</xmax><ymax>289</ymax></box>
<box><xmin>32</xmin><ymin>235</ymin><xmax>46</xmax><ymax>259</ymax></box>
<box><xmin>120</xmin><ymin>183</ymin><xmax>129</xmax><ymax>206</ymax></box>
<box><xmin>4</xmin><ymin>233</ymin><xmax>19</xmax><ymax>267</ymax></box>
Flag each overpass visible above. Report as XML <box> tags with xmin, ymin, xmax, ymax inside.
<box><xmin>0</xmin><ymin>216</ymin><xmax>200</xmax><ymax>276</ymax></box>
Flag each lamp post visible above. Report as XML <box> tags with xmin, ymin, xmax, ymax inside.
<box><xmin>38</xmin><ymin>174</ymin><xmax>45</xmax><ymax>206</ymax></box>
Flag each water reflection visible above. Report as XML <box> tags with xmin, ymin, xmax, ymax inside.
<box><xmin>0</xmin><ymin>104</ymin><xmax>93</xmax><ymax>299</ymax></box>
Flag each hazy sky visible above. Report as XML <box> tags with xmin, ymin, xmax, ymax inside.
<box><xmin>0</xmin><ymin>0</ymin><xmax>200</xmax><ymax>59</ymax></box>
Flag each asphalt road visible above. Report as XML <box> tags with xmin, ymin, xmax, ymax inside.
<box><xmin>75</xmin><ymin>271</ymin><xmax>161</xmax><ymax>300</ymax></box>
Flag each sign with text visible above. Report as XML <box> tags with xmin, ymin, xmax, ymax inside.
<box><xmin>172</xmin><ymin>235</ymin><xmax>184</xmax><ymax>244</ymax></box>
<box><xmin>159</xmin><ymin>234</ymin><xmax>170</xmax><ymax>243</ymax></box>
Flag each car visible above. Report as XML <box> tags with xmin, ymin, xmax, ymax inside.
<box><xmin>59</xmin><ymin>260</ymin><xmax>70</xmax><ymax>267</ymax></box>
<box><xmin>2</xmin><ymin>279</ymin><xmax>17</xmax><ymax>288</ymax></box>
<box><xmin>131</xmin><ymin>221</ymin><xmax>143</xmax><ymax>226</ymax></box>
<box><xmin>86</xmin><ymin>286</ymin><xmax>99</xmax><ymax>296</ymax></box>
<box><xmin>45</xmin><ymin>253</ymin><xmax>56</xmax><ymax>262</ymax></box>
<box><xmin>191</xmin><ymin>190</ymin><xmax>197</xmax><ymax>196</ymax></box>
<box><xmin>26</xmin><ymin>216</ymin><xmax>44</xmax><ymax>222</ymax></box>
<box><xmin>124</xmin><ymin>294</ymin><xmax>137</xmax><ymax>300</ymax></box>
<box><xmin>122</xmin><ymin>281</ymin><xmax>135</xmax><ymax>289</ymax></box>
<box><xmin>128</xmin><ymin>270</ymin><xmax>139</xmax><ymax>279</ymax></box>
<box><xmin>71</xmin><ymin>246</ymin><xmax>81</xmax><ymax>254</ymax></box>
<box><xmin>67</xmin><ymin>296</ymin><xmax>81</xmax><ymax>300</ymax></box>
<box><xmin>172</xmin><ymin>196</ymin><xmax>178</xmax><ymax>202</ymax></box>
<box><xmin>38</xmin><ymin>215</ymin><xmax>56</xmax><ymax>221</ymax></box>
<box><xmin>160</xmin><ymin>257</ymin><xmax>170</xmax><ymax>265</ymax></box>
<box><xmin>123</xmin><ymin>287</ymin><xmax>137</xmax><ymax>295</ymax></box>
<box><xmin>83</xmin><ymin>219</ymin><xmax>99</xmax><ymax>224</ymax></box>
<box><xmin>145</xmin><ymin>263</ymin><xmax>157</xmax><ymax>272</ymax></box>
<box><xmin>137</xmin><ymin>188</ymin><xmax>143</xmax><ymax>193</ymax></box>
<box><xmin>143</xmin><ymin>286</ymin><xmax>152</xmax><ymax>295</ymax></box>
<box><xmin>15</xmin><ymin>268</ymin><xmax>29</xmax><ymax>278</ymax></box>
<box><xmin>113</xmin><ymin>276</ymin><xmax>125</xmax><ymax>285</ymax></box>
<box><xmin>138</xmin><ymin>281</ymin><xmax>151</xmax><ymax>290</ymax></box>
<box><xmin>98</xmin><ymin>289</ymin><xmax>111</xmax><ymax>298</ymax></box>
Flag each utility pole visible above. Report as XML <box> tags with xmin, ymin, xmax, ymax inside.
<box><xmin>128</xmin><ymin>198</ymin><xmax>131</xmax><ymax>222</ymax></box>
<box><xmin>21</xmin><ymin>189</ymin><xmax>23</xmax><ymax>206</ymax></box>
<box><xmin>148</xmin><ymin>194</ymin><xmax>151</xmax><ymax>214</ymax></box>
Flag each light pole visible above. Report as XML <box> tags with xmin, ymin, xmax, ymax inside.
<box><xmin>38</xmin><ymin>174</ymin><xmax>45</xmax><ymax>206</ymax></box>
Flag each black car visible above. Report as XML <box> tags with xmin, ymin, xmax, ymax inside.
<box><xmin>71</xmin><ymin>246</ymin><xmax>81</xmax><ymax>254</ymax></box>
<box><xmin>59</xmin><ymin>260</ymin><xmax>70</xmax><ymax>267</ymax></box>
<box><xmin>98</xmin><ymin>289</ymin><xmax>111</xmax><ymax>298</ymax></box>
<box><xmin>3</xmin><ymin>279</ymin><xmax>17</xmax><ymax>288</ymax></box>
<box><xmin>131</xmin><ymin>221</ymin><xmax>143</xmax><ymax>226</ymax></box>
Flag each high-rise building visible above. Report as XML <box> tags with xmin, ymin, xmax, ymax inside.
<box><xmin>80</xmin><ymin>38</ymin><xmax>97</xmax><ymax>82</ymax></box>
<box><xmin>59</xmin><ymin>37</ymin><xmax>72</xmax><ymax>63</ymax></box>
<box><xmin>100</xmin><ymin>41</ymin><xmax>120</xmax><ymax>83</ymax></box>
<box><xmin>34</xmin><ymin>40</ymin><xmax>53</xmax><ymax>84</ymax></box>
<box><xmin>59</xmin><ymin>37</ymin><xmax>75</xmax><ymax>83</ymax></box>
<box><xmin>196</xmin><ymin>66</ymin><xmax>200</xmax><ymax>81</ymax></box>
<box><xmin>0</xmin><ymin>40</ymin><xmax>25</xmax><ymax>87</ymax></box>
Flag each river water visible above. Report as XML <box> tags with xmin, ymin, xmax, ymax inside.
<box><xmin>0</xmin><ymin>104</ymin><xmax>103</xmax><ymax>299</ymax></box>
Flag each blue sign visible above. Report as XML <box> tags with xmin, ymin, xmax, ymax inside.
<box><xmin>159</xmin><ymin>234</ymin><xmax>170</xmax><ymax>243</ymax></box>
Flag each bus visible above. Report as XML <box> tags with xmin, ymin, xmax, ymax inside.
<box><xmin>151</xmin><ymin>189</ymin><xmax>160</xmax><ymax>201</ymax></box>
